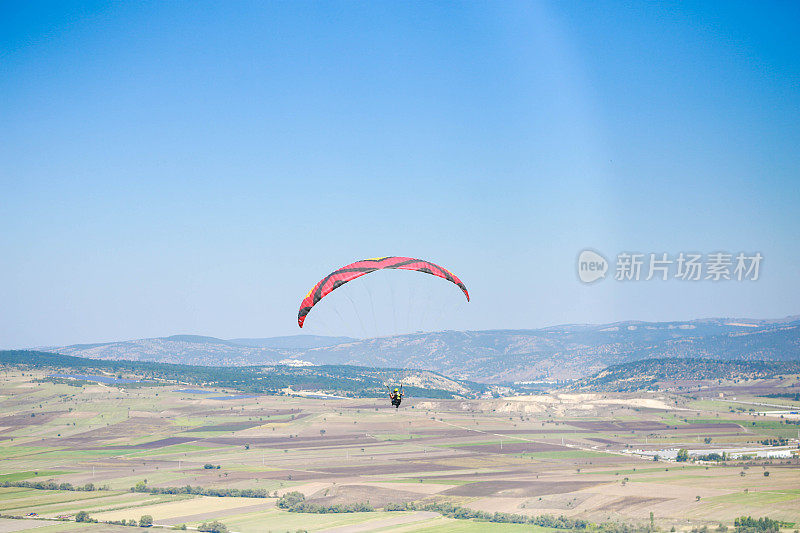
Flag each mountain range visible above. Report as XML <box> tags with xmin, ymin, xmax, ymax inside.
<box><xmin>41</xmin><ymin>316</ymin><xmax>800</xmax><ymax>382</ymax></box>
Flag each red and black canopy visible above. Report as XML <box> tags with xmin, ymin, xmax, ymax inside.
<box><xmin>298</xmin><ymin>256</ymin><xmax>469</xmax><ymax>328</ymax></box>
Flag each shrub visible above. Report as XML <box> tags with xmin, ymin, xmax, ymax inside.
<box><xmin>130</xmin><ymin>483</ymin><xmax>267</xmax><ymax>498</ymax></box>
<box><xmin>198</xmin><ymin>520</ymin><xmax>228</xmax><ymax>533</ymax></box>
<box><xmin>277</xmin><ymin>491</ymin><xmax>306</xmax><ymax>509</ymax></box>
<box><xmin>734</xmin><ymin>515</ymin><xmax>790</xmax><ymax>532</ymax></box>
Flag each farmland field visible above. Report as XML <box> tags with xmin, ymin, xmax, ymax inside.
<box><xmin>0</xmin><ymin>370</ymin><xmax>798</xmax><ymax>532</ymax></box>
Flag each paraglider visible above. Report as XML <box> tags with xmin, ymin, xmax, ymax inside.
<box><xmin>297</xmin><ymin>256</ymin><xmax>469</xmax><ymax>408</ymax></box>
<box><xmin>297</xmin><ymin>256</ymin><xmax>469</xmax><ymax>328</ymax></box>
<box><xmin>387</xmin><ymin>385</ymin><xmax>404</xmax><ymax>408</ymax></box>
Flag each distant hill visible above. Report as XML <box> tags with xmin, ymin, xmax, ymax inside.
<box><xmin>228</xmin><ymin>335</ymin><xmax>355</xmax><ymax>350</ymax></box>
<box><xmin>47</xmin><ymin>335</ymin><xmax>343</xmax><ymax>366</ymax></box>
<box><xmin>298</xmin><ymin>317</ymin><xmax>800</xmax><ymax>381</ymax></box>
<box><xmin>0</xmin><ymin>350</ymin><xmax>482</xmax><ymax>399</ymax></box>
<box><xmin>573</xmin><ymin>357</ymin><xmax>800</xmax><ymax>392</ymax></box>
<box><xmin>37</xmin><ymin>316</ymin><xmax>800</xmax><ymax>382</ymax></box>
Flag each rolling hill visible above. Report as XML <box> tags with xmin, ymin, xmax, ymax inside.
<box><xmin>0</xmin><ymin>350</ymin><xmax>481</xmax><ymax>398</ymax></box>
<box><xmin>37</xmin><ymin>316</ymin><xmax>800</xmax><ymax>382</ymax></box>
<box><xmin>573</xmin><ymin>357</ymin><xmax>800</xmax><ymax>392</ymax></box>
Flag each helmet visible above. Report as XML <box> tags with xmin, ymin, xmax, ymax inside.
<box><xmin>394</xmin><ymin>388</ymin><xmax>399</xmax><ymax>392</ymax></box>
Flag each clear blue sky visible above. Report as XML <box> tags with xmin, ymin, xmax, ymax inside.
<box><xmin>2</xmin><ymin>1</ymin><xmax>799</xmax><ymax>347</ymax></box>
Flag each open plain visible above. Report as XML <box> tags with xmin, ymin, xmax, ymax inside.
<box><xmin>0</xmin><ymin>370</ymin><xmax>798</xmax><ymax>532</ymax></box>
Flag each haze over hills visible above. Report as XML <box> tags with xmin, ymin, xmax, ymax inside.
<box><xmin>572</xmin><ymin>357</ymin><xmax>800</xmax><ymax>392</ymax></box>
<box><xmin>37</xmin><ymin>316</ymin><xmax>800</xmax><ymax>382</ymax></box>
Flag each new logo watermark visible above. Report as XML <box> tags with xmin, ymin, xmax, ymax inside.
<box><xmin>577</xmin><ymin>250</ymin><xmax>762</xmax><ymax>283</ymax></box>
<box><xmin>577</xmin><ymin>250</ymin><xmax>608</xmax><ymax>283</ymax></box>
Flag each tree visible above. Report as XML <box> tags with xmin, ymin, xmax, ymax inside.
<box><xmin>198</xmin><ymin>520</ymin><xmax>228</xmax><ymax>533</ymax></box>
<box><xmin>75</xmin><ymin>511</ymin><xmax>91</xmax><ymax>523</ymax></box>
<box><xmin>277</xmin><ymin>491</ymin><xmax>306</xmax><ymax>509</ymax></box>
<box><xmin>677</xmin><ymin>449</ymin><xmax>689</xmax><ymax>462</ymax></box>
<box><xmin>139</xmin><ymin>515</ymin><xmax>154</xmax><ymax>527</ymax></box>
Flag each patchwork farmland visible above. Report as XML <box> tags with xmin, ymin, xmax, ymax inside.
<box><xmin>0</xmin><ymin>370</ymin><xmax>798</xmax><ymax>532</ymax></box>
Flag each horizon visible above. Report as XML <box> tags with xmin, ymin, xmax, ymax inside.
<box><xmin>13</xmin><ymin>311</ymin><xmax>799</xmax><ymax>350</ymax></box>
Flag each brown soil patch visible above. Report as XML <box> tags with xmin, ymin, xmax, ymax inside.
<box><xmin>443</xmin><ymin>480</ymin><xmax>598</xmax><ymax>497</ymax></box>
<box><xmin>460</xmin><ymin>442</ymin><xmax>569</xmax><ymax>454</ymax></box>
<box><xmin>186</xmin><ymin>421</ymin><xmax>264</xmax><ymax>432</ymax></box>
<box><xmin>40</xmin><ymin>419</ymin><xmax>178</xmax><ymax>448</ymax></box>
<box><xmin>597</xmin><ymin>496</ymin><xmax>672</xmax><ymax>512</ymax></box>
<box><xmin>102</xmin><ymin>436</ymin><xmax>199</xmax><ymax>449</ymax></box>
<box><xmin>308</xmin><ymin>484</ymin><xmax>422</xmax><ymax>507</ymax></box>
<box><xmin>588</xmin><ymin>437</ymin><xmax>619</xmax><ymax>445</ymax></box>
<box><xmin>679</xmin><ymin>423</ymin><xmax>742</xmax><ymax>430</ymax></box>
<box><xmin>202</xmin><ymin>434</ymin><xmax>373</xmax><ymax>449</ymax></box>
<box><xmin>569</xmin><ymin>421</ymin><xmax>669</xmax><ymax>431</ymax></box>
<box><xmin>0</xmin><ymin>411</ymin><xmax>66</xmax><ymax>428</ymax></box>
<box><xmin>424</xmin><ymin>469</ymin><xmax>534</xmax><ymax>481</ymax></box>
<box><xmin>317</xmin><ymin>462</ymin><xmax>462</xmax><ymax>476</ymax></box>
<box><xmin>247</xmin><ymin>469</ymin><xmax>341</xmax><ymax>481</ymax></box>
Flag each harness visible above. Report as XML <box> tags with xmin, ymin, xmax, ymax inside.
<box><xmin>388</xmin><ymin>385</ymin><xmax>404</xmax><ymax>408</ymax></box>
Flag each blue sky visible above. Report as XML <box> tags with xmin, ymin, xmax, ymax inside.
<box><xmin>2</xmin><ymin>1</ymin><xmax>799</xmax><ymax>346</ymax></box>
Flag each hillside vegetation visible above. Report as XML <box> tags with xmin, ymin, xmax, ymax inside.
<box><xmin>574</xmin><ymin>357</ymin><xmax>800</xmax><ymax>391</ymax></box>
<box><xmin>43</xmin><ymin>316</ymin><xmax>800</xmax><ymax>381</ymax></box>
<box><xmin>0</xmin><ymin>350</ymin><xmax>482</xmax><ymax>398</ymax></box>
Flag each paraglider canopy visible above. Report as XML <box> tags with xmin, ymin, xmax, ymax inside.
<box><xmin>297</xmin><ymin>256</ymin><xmax>469</xmax><ymax>328</ymax></box>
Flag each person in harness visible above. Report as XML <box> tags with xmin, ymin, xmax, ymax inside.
<box><xmin>387</xmin><ymin>385</ymin><xmax>404</xmax><ymax>408</ymax></box>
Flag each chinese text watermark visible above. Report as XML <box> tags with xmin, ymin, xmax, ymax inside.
<box><xmin>577</xmin><ymin>250</ymin><xmax>762</xmax><ymax>283</ymax></box>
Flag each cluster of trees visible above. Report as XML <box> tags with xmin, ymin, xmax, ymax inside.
<box><xmin>695</xmin><ymin>452</ymin><xmax>727</xmax><ymax>462</ymax></box>
<box><xmin>103</xmin><ymin>515</ymin><xmax>153</xmax><ymax>527</ymax></box>
<box><xmin>276</xmin><ymin>491</ymin><xmax>373</xmax><ymax>513</ymax></box>
<box><xmin>203</xmin><ymin>464</ymin><xmax>221</xmax><ymax>469</ymax></box>
<box><xmin>759</xmin><ymin>438</ymin><xmax>788</xmax><ymax>446</ymax></box>
<box><xmin>763</xmin><ymin>392</ymin><xmax>800</xmax><ymax>401</ymax></box>
<box><xmin>689</xmin><ymin>525</ymin><xmax>729</xmax><ymax>533</ymax></box>
<box><xmin>198</xmin><ymin>520</ymin><xmax>228</xmax><ymax>532</ymax></box>
<box><xmin>385</xmin><ymin>501</ymin><xmax>590</xmax><ymax>528</ymax></box>
<box><xmin>0</xmin><ymin>481</ymin><xmax>104</xmax><ymax>491</ymax></box>
<box><xmin>131</xmin><ymin>481</ymin><xmax>268</xmax><ymax>498</ymax></box>
<box><xmin>275</xmin><ymin>492</ymin><xmax>654</xmax><ymax>531</ymax></box>
<box><xmin>74</xmin><ymin>511</ymin><xmax>97</xmax><ymax>523</ymax></box>
<box><xmin>733</xmin><ymin>516</ymin><xmax>791</xmax><ymax>532</ymax></box>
